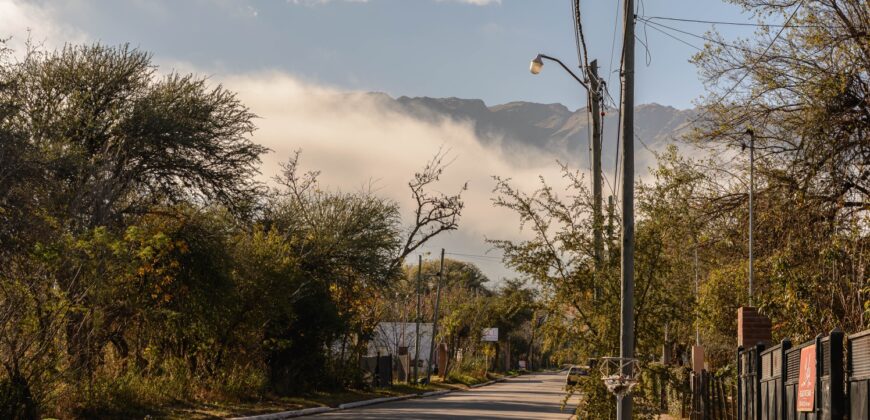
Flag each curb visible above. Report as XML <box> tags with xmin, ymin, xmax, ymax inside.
<box><xmin>338</xmin><ymin>394</ymin><xmax>415</xmax><ymax>409</ymax></box>
<box><xmin>469</xmin><ymin>380</ymin><xmax>496</xmax><ymax>388</ymax></box>
<box><xmin>420</xmin><ymin>389</ymin><xmax>451</xmax><ymax>397</ymax></box>
<box><xmin>229</xmin><ymin>375</ymin><xmax>515</xmax><ymax>419</ymax></box>
<box><xmin>228</xmin><ymin>406</ymin><xmax>338</xmax><ymax>420</ymax></box>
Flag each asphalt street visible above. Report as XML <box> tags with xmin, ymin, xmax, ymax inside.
<box><xmin>312</xmin><ymin>371</ymin><xmax>580</xmax><ymax>419</ymax></box>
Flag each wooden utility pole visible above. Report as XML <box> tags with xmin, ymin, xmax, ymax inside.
<box><xmin>618</xmin><ymin>0</ymin><xmax>636</xmax><ymax>417</ymax></box>
<box><xmin>588</xmin><ymin>60</ymin><xmax>604</xmax><ymax>286</ymax></box>
<box><xmin>413</xmin><ymin>255</ymin><xmax>422</xmax><ymax>383</ymax></box>
<box><xmin>426</xmin><ymin>249</ymin><xmax>445</xmax><ymax>383</ymax></box>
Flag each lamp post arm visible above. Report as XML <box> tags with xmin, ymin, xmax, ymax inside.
<box><xmin>539</xmin><ymin>54</ymin><xmax>589</xmax><ymax>90</ymax></box>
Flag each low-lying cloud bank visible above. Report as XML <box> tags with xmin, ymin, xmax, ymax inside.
<box><xmin>223</xmin><ymin>72</ymin><xmax>576</xmax><ymax>281</ymax></box>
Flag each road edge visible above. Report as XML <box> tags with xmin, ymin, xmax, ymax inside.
<box><xmin>227</xmin><ymin>373</ymin><xmax>523</xmax><ymax>419</ymax></box>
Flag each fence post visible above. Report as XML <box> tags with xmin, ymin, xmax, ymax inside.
<box><xmin>778</xmin><ymin>339</ymin><xmax>792</xmax><ymax>420</ymax></box>
<box><xmin>754</xmin><ymin>343</ymin><xmax>764</xmax><ymax>420</ymax></box>
<box><xmin>737</xmin><ymin>346</ymin><xmax>743</xmax><ymax>420</ymax></box>
<box><xmin>829</xmin><ymin>328</ymin><xmax>845</xmax><ymax>420</ymax></box>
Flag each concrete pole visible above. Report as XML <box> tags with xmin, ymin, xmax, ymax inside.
<box><xmin>748</xmin><ymin>129</ymin><xmax>755</xmax><ymax>306</ymax></box>
<box><xmin>695</xmin><ymin>244</ymin><xmax>701</xmax><ymax>346</ymax></box>
<box><xmin>618</xmin><ymin>0</ymin><xmax>635</xmax><ymax>416</ymax></box>
<box><xmin>414</xmin><ymin>254</ymin><xmax>422</xmax><ymax>383</ymax></box>
<box><xmin>426</xmin><ymin>249</ymin><xmax>445</xmax><ymax>383</ymax></box>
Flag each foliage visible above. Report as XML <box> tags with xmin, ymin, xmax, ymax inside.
<box><xmin>0</xmin><ymin>42</ymin><xmax>466</xmax><ymax>418</ymax></box>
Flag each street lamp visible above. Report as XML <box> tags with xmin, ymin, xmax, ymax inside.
<box><xmin>527</xmin><ymin>53</ymin><xmax>589</xmax><ymax>90</ymax></box>
<box><xmin>530</xmin><ymin>54</ymin><xmax>544</xmax><ymax>74</ymax></box>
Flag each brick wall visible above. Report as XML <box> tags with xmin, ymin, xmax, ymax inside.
<box><xmin>737</xmin><ymin>306</ymin><xmax>771</xmax><ymax>348</ymax></box>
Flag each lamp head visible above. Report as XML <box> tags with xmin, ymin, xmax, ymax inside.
<box><xmin>530</xmin><ymin>54</ymin><xmax>544</xmax><ymax>75</ymax></box>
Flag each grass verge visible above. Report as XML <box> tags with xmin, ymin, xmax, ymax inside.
<box><xmin>163</xmin><ymin>381</ymin><xmax>464</xmax><ymax>419</ymax></box>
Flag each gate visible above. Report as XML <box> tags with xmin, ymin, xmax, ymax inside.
<box><xmin>738</xmin><ymin>329</ymin><xmax>846</xmax><ymax>420</ymax></box>
<box><xmin>848</xmin><ymin>329</ymin><xmax>870</xmax><ymax>419</ymax></box>
<box><xmin>738</xmin><ymin>343</ymin><xmax>765</xmax><ymax>420</ymax></box>
<box><xmin>781</xmin><ymin>331</ymin><xmax>845</xmax><ymax>420</ymax></box>
<box><xmin>760</xmin><ymin>340</ymin><xmax>790</xmax><ymax>420</ymax></box>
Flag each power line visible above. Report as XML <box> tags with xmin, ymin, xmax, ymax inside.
<box><xmin>642</xmin><ymin>15</ymin><xmax>827</xmax><ymax>29</ymax></box>
<box><xmin>573</xmin><ymin>0</ymin><xmax>590</xmax><ymax>72</ymax></box>
<box><xmin>641</xmin><ymin>20</ymin><xmax>703</xmax><ymax>51</ymax></box>
<box><xmin>571</xmin><ymin>0</ymin><xmax>584</xmax><ymax>71</ymax></box>
<box><xmin>606</xmin><ymin>0</ymin><xmax>622</xmax><ymax>90</ymax></box>
<box><xmin>638</xmin><ymin>17</ymin><xmax>752</xmax><ymax>52</ymax></box>
<box><xmin>444</xmin><ymin>252</ymin><xmax>503</xmax><ymax>261</ymax></box>
<box><xmin>691</xmin><ymin>1</ymin><xmax>804</xmax><ymax>126</ymax></box>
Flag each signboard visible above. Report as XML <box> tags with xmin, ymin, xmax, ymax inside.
<box><xmin>482</xmin><ymin>328</ymin><xmax>498</xmax><ymax>342</ymax></box>
<box><xmin>797</xmin><ymin>344</ymin><xmax>816</xmax><ymax>412</ymax></box>
<box><xmin>519</xmin><ymin>360</ymin><xmax>527</xmax><ymax>369</ymax></box>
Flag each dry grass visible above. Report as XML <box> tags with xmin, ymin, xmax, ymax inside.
<box><xmin>162</xmin><ymin>381</ymin><xmax>465</xmax><ymax>419</ymax></box>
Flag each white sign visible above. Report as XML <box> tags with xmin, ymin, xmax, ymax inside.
<box><xmin>482</xmin><ymin>328</ymin><xmax>498</xmax><ymax>342</ymax></box>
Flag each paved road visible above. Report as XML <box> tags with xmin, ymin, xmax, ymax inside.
<box><xmin>313</xmin><ymin>371</ymin><xmax>579</xmax><ymax>419</ymax></box>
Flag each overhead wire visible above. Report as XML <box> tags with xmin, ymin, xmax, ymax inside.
<box><xmin>571</xmin><ymin>0</ymin><xmax>585</xmax><ymax>71</ymax></box>
<box><xmin>641</xmin><ymin>20</ymin><xmax>703</xmax><ymax>51</ymax></box>
<box><xmin>573</xmin><ymin>0</ymin><xmax>590</xmax><ymax>72</ymax></box>
<box><xmin>606</xmin><ymin>0</ymin><xmax>622</xmax><ymax>90</ymax></box>
<box><xmin>642</xmin><ymin>15</ymin><xmax>827</xmax><ymax>29</ymax></box>
<box><xmin>693</xmin><ymin>1</ymin><xmax>804</xmax><ymax>125</ymax></box>
<box><xmin>638</xmin><ymin>17</ymin><xmax>753</xmax><ymax>52</ymax></box>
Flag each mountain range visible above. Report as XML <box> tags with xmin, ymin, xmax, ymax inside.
<box><xmin>365</xmin><ymin>93</ymin><xmax>697</xmax><ymax>170</ymax></box>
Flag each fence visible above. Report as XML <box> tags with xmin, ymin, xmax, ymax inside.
<box><xmin>734</xmin><ymin>327</ymin><xmax>870</xmax><ymax>420</ymax></box>
<box><xmin>690</xmin><ymin>370</ymin><xmax>736</xmax><ymax>420</ymax></box>
<box><xmin>848</xmin><ymin>329</ymin><xmax>870</xmax><ymax>419</ymax></box>
<box><xmin>738</xmin><ymin>343</ymin><xmax>764</xmax><ymax>420</ymax></box>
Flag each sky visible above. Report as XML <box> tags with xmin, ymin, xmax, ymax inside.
<box><xmin>7</xmin><ymin>0</ymin><xmax>760</xmax><ymax>109</ymax></box>
<box><xmin>4</xmin><ymin>0</ymin><xmax>760</xmax><ymax>283</ymax></box>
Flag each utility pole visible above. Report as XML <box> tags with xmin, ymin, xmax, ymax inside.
<box><xmin>589</xmin><ymin>60</ymin><xmax>604</xmax><ymax>282</ymax></box>
<box><xmin>413</xmin><ymin>254</ymin><xmax>422</xmax><ymax>384</ymax></box>
<box><xmin>694</xmin><ymin>244</ymin><xmax>700</xmax><ymax>346</ymax></box>
<box><xmin>747</xmin><ymin>128</ymin><xmax>755</xmax><ymax>307</ymax></box>
<box><xmin>618</xmin><ymin>0</ymin><xmax>636</xmax><ymax>417</ymax></box>
<box><xmin>426</xmin><ymin>249</ymin><xmax>445</xmax><ymax>384</ymax></box>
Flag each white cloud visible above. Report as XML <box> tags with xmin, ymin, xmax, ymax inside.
<box><xmin>0</xmin><ymin>0</ymin><xmax>88</xmax><ymax>53</ymax></box>
<box><xmin>219</xmin><ymin>72</ymin><xmax>572</xmax><ymax>280</ymax></box>
<box><xmin>437</xmin><ymin>0</ymin><xmax>502</xmax><ymax>5</ymax></box>
<box><xmin>288</xmin><ymin>0</ymin><xmax>369</xmax><ymax>5</ymax></box>
<box><xmin>288</xmin><ymin>0</ymin><xmax>499</xmax><ymax>5</ymax></box>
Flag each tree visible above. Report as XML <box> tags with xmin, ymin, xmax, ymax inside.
<box><xmin>690</xmin><ymin>0</ymin><xmax>869</xmax><ymax>338</ymax></box>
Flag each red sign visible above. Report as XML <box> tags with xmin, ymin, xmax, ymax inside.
<box><xmin>796</xmin><ymin>344</ymin><xmax>816</xmax><ymax>412</ymax></box>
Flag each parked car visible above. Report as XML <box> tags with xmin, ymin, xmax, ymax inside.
<box><xmin>565</xmin><ymin>365</ymin><xmax>589</xmax><ymax>387</ymax></box>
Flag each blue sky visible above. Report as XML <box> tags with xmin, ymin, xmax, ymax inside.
<box><xmin>26</xmin><ymin>0</ymin><xmax>760</xmax><ymax>110</ymax></box>
<box><xmin>6</xmin><ymin>0</ymin><xmax>762</xmax><ymax>281</ymax></box>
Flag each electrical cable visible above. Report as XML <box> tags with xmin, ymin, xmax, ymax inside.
<box><xmin>606</xmin><ymin>0</ymin><xmax>622</xmax><ymax>90</ymax></box>
<box><xmin>574</xmin><ymin>0</ymin><xmax>590</xmax><ymax>72</ymax></box>
<box><xmin>642</xmin><ymin>15</ymin><xmax>827</xmax><ymax>29</ymax></box>
<box><xmin>689</xmin><ymin>1</ymin><xmax>804</xmax><ymax>126</ymax></box>
<box><xmin>641</xmin><ymin>20</ymin><xmax>703</xmax><ymax>51</ymax></box>
<box><xmin>638</xmin><ymin>17</ymin><xmax>752</xmax><ymax>52</ymax></box>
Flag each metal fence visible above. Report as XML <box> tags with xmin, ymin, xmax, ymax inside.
<box><xmin>738</xmin><ymin>343</ymin><xmax>764</xmax><ymax>420</ymax></box>
<box><xmin>736</xmin><ymin>328</ymin><xmax>862</xmax><ymax>420</ymax></box>
<box><xmin>848</xmin><ymin>329</ymin><xmax>870</xmax><ymax>419</ymax></box>
<box><xmin>760</xmin><ymin>340</ymin><xmax>790</xmax><ymax>420</ymax></box>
